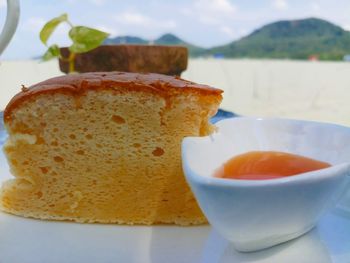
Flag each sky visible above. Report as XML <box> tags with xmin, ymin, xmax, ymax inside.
<box><xmin>1</xmin><ymin>0</ymin><xmax>350</xmax><ymax>59</ymax></box>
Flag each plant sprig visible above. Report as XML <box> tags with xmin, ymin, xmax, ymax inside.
<box><xmin>40</xmin><ymin>13</ymin><xmax>110</xmax><ymax>73</ymax></box>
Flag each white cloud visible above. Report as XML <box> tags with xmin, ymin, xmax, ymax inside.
<box><xmin>188</xmin><ymin>0</ymin><xmax>239</xmax><ymax>41</ymax></box>
<box><xmin>115</xmin><ymin>12</ymin><xmax>176</xmax><ymax>29</ymax></box>
<box><xmin>220</xmin><ymin>25</ymin><xmax>235</xmax><ymax>37</ymax></box>
<box><xmin>188</xmin><ymin>0</ymin><xmax>238</xmax><ymax>28</ymax></box>
<box><xmin>310</xmin><ymin>2</ymin><xmax>321</xmax><ymax>11</ymax></box>
<box><xmin>161</xmin><ymin>20</ymin><xmax>177</xmax><ymax>29</ymax></box>
<box><xmin>180</xmin><ymin>7</ymin><xmax>192</xmax><ymax>16</ymax></box>
<box><xmin>198</xmin><ymin>16</ymin><xmax>221</xmax><ymax>25</ymax></box>
<box><xmin>342</xmin><ymin>24</ymin><xmax>350</xmax><ymax>31</ymax></box>
<box><xmin>23</xmin><ymin>17</ymin><xmax>71</xmax><ymax>46</ymax></box>
<box><xmin>23</xmin><ymin>17</ymin><xmax>47</xmax><ymax>33</ymax></box>
<box><xmin>194</xmin><ymin>0</ymin><xmax>237</xmax><ymax>20</ymax></box>
<box><xmin>272</xmin><ymin>0</ymin><xmax>288</xmax><ymax>10</ymax></box>
<box><xmin>65</xmin><ymin>0</ymin><xmax>106</xmax><ymax>5</ymax></box>
<box><xmin>219</xmin><ymin>26</ymin><xmax>249</xmax><ymax>39</ymax></box>
<box><xmin>0</xmin><ymin>0</ymin><xmax>5</xmax><ymax>8</ymax></box>
<box><xmin>89</xmin><ymin>0</ymin><xmax>105</xmax><ymax>6</ymax></box>
<box><xmin>239</xmin><ymin>28</ymin><xmax>248</xmax><ymax>37</ymax></box>
<box><xmin>95</xmin><ymin>25</ymin><xmax>119</xmax><ymax>37</ymax></box>
<box><xmin>116</xmin><ymin>12</ymin><xmax>150</xmax><ymax>26</ymax></box>
<box><xmin>177</xmin><ymin>0</ymin><xmax>240</xmax><ymax>43</ymax></box>
<box><xmin>195</xmin><ymin>0</ymin><xmax>236</xmax><ymax>15</ymax></box>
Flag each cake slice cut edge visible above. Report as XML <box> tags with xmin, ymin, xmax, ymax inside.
<box><xmin>1</xmin><ymin>72</ymin><xmax>223</xmax><ymax>225</ymax></box>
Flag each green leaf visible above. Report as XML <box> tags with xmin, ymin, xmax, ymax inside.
<box><xmin>68</xmin><ymin>26</ymin><xmax>109</xmax><ymax>53</ymax></box>
<box><xmin>40</xmin><ymin>13</ymin><xmax>68</xmax><ymax>45</ymax></box>
<box><xmin>42</xmin><ymin>44</ymin><xmax>61</xmax><ymax>61</ymax></box>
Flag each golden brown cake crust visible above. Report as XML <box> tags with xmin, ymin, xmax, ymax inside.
<box><xmin>2</xmin><ymin>71</ymin><xmax>222</xmax><ymax>225</ymax></box>
<box><xmin>4</xmin><ymin>72</ymin><xmax>223</xmax><ymax>122</ymax></box>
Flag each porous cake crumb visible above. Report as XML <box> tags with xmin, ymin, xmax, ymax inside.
<box><xmin>1</xmin><ymin>72</ymin><xmax>222</xmax><ymax>225</ymax></box>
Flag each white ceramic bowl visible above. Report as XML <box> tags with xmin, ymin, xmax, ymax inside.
<box><xmin>182</xmin><ymin>117</ymin><xmax>350</xmax><ymax>252</ymax></box>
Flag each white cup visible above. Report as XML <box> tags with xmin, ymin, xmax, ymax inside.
<box><xmin>0</xmin><ymin>0</ymin><xmax>20</xmax><ymax>55</ymax></box>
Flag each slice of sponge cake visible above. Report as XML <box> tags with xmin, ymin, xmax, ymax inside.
<box><xmin>1</xmin><ymin>72</ymin><xmax>222</xmax><ymax>225</ymax></box>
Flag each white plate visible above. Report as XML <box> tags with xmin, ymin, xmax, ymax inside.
<box><xmin>0</xmin><ymin>131</ymin><xmax>350</xmax><ymax>263</ymax></box>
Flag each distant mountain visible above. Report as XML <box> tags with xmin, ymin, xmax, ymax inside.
<box><xmin>104</xmin><ymin>36</ymin><xmax>148</xmax><ymax>45</ymax></box>
<box><xmin>155</xmin><ymin>33</ymin><xmax>206</xmax><ymax>56</ymax></box>
<box><xmin>154</xmin><ymin>33</ymin><xmax>185</xmax><ymax>45</ymax></box>
<box><xmin>209</xmin><ymin>18</ymin><xmax>350</xmax><ymax>60</ymax></box>
<box><xmin>104</xmin><ymin>33</ymin><xmax>205</xmax><ymax>57</ymax></box>
<box><xmin>104</xmin><ymin>18</ymin><xmax>350</xmax><ymax>60</ymax></box>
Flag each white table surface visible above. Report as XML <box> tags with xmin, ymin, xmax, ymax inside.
<box><xmin>0</xmin><ymin>211</ymin><xmax>348</xmax><ymax>263</ymax></box>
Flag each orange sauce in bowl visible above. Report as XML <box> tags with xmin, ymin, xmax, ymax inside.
<box><xmin>214</xmin><ymin>151</ymin><xmax>331</xmax><ymax>180</ymax></box>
